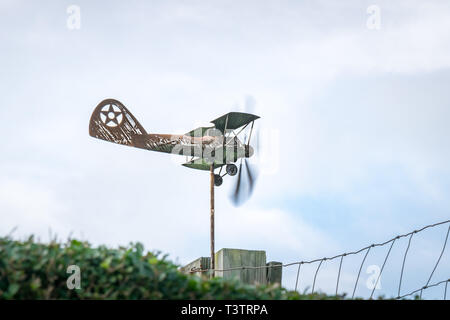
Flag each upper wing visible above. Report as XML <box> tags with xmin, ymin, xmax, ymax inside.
<box><xmin>211</xmin><ymin>112</ymin><xmax>260</xmax><ymax>133</ymax></box>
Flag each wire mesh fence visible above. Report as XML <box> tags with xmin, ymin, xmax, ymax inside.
<box><xmin>190</xmin><ymin>219</ymin><xmax>450</xmax><ymax>299</ymax></box>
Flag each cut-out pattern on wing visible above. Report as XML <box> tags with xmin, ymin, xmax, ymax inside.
<box><xmin>89</xmin><ymin>99</ymin><xmax>147</xmax><ymax>147</ymax></box>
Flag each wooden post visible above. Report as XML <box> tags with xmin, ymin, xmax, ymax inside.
<box><xmin>210</xmin><ymin>164</ymin><xmax>215</xmax><ymax>278</ymax></box>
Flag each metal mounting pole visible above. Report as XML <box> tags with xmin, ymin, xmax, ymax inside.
<box><xmin>210</xmin><ymin>164</ymin><xmax>215</xmax><ymax>278</ymax></box>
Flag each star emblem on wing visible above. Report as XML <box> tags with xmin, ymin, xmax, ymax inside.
<box><xmin>100</xmin><ymin>104</ymin><xmax>123</xmax><ymax>127</ymax></box>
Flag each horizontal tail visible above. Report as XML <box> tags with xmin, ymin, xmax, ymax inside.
<box><xmin>89</xmin><ymin>99</ymin><xmax>147</xmax><ymax>147</ymax></box>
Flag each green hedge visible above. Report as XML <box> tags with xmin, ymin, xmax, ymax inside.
<box><xmin>0</xmin><ymin>236</ymin><xmax>341</xmax><ymax>299</ymax></box>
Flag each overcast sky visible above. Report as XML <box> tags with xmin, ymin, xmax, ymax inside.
<box><xmin>1</xmin><ymin>0</ymin><xmax>449</xmax><ymax>298</ymax></box>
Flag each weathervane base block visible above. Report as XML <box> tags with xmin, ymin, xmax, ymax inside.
<box><xmin>181</xmin><ymin>248</ymin><xmax>282</xmax><ymax>286</ymax></box>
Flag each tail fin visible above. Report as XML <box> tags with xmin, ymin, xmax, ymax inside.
<box><xmin>89</xmin><ymin>99</ymin><xmax>147</xmax><ymax>147</ymax></box>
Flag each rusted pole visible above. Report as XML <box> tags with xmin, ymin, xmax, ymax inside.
<box><xmin>210</xmin><ymin>164</ymin><xmax>215</xmax><ymax>278</ymax></box>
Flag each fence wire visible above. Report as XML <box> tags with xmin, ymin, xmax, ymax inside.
<box><xmin>189</xmin><ymin>219</ymin><xmax>450</xmax><ymax>299</ymax></box>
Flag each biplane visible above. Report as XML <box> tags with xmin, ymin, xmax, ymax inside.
<box><xmin>89</xmin><ymin>99</ymin><xmax>260</xmax><ymax>204</ymax></box>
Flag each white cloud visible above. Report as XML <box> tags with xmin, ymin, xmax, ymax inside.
<box><xmin>0</xmin><ymin>179</ymin><xmax>71</xmax><ymax>239</ymax></box>
<box><xmin>216</xmin><ymin>207</ymin><xmax>338</xmax><ymax>260</ymax></box>
<box><xmin>0</xmin><ymin>1</ymin><xmax>449</xmax><ymax>298</ymax></box>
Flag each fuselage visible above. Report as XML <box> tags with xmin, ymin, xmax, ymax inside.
<box><xmin>143</xmin><ymin>133</ymin><xmax>250</xmax><ymax>164</ymax></box>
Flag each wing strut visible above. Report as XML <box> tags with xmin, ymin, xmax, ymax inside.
<box><xmin>247</xmin><ymin>121</ymin><xmax>255</xmax><ymax>146</ymax></box>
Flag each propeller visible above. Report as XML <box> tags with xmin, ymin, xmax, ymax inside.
<box><xmin>243</xmin><ymin>95</ymin><xmax>261</xmax><ymax>152</ymax></box>
<box><xmin>230</xmin><ymin>96</ymin><xmax>261</xmax><ymax>206</ymax></box>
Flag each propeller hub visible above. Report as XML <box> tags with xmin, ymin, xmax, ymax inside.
<box><xmin>245</xmin><ymin>145</ymin><xmax>254</xmax><ymax>158</ymax></box>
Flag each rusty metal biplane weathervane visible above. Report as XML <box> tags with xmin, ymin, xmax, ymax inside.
<box><xmin>89</xmin><ymin>98</ymin><xmax>261</xmax><ymax>274</ymax></box>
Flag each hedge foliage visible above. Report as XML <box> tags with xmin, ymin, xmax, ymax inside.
<box><xmin>0</xmin><ymin>236</ymin><xmax>342</xmax><ymax>300</ymax></box>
